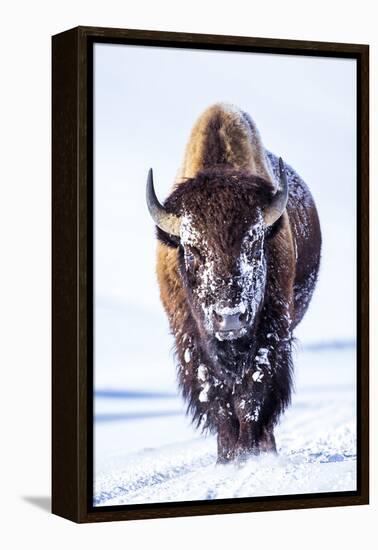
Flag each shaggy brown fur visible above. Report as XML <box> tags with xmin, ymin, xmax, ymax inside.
<box><xmin>176</xmin><ymin>104</ymin><xmax>274</xmax><ymax>182</ymax></box>
<box><xmin>154</xmin><ymin>103</ymin><xmax>321</xmax><ymax>462</ymax></box>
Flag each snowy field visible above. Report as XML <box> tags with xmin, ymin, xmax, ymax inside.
<box><xmin>94</xmin><ymin>340</ymin><xmax>356</xmax><ymax>506</ymax></box>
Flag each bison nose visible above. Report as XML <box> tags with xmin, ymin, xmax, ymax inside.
<box><xmin>212</xmin><ymin>309</ymin><xmax>248</xmax><ymax>332</ymax></box>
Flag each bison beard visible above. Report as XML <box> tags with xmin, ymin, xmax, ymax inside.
<box><xmin>147</xmin><ymin>103</ymin><xmax>321</xmax><ymax>463</ymax></box>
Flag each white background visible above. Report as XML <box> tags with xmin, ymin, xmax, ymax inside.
<box><xmin>0</xmin><ymin>0</ymin><xmax>375</xmax><ymax>548</ymax></box>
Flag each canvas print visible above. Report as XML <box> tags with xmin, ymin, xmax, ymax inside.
<box><xmin>93</xmin><ymin>44</ymin><xmax>356</xmax><ymax>506</ymax></box>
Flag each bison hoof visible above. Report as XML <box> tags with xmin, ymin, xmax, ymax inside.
<box><xmin>216</xmin><ymin>450</ymin><xmax>235</xmax><ymax>465</ymax></box>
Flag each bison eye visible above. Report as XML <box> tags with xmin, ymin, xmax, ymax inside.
<box><xmin>251</xmin><ymin>247</ymin><xmax>262</xmax><ymax>260</ymax></box>
<box><xmin>184</xmin><ymin>246</ymin><xmax>202</xmax><ymax>272</ymax></box>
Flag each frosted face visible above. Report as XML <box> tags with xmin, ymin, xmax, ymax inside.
<box><xmin>180</xmin><ymin>210</ymin><xmax>267</xmax><ymax>341</ymax></box>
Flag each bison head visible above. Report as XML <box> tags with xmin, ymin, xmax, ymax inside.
<box><xmin>147</xmin><ymin>161</ymin><xmax>288</xmax><ymax>343</ymax></box>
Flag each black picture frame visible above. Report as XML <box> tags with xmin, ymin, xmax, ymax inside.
<box><xmin>52</xmin><ymin>26</ymin><xmax>369</xmax><ymax>523</ymax></box>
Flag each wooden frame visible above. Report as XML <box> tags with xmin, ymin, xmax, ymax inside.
<box><xmin>52</xmin><ymin>26</ymin><xmax>369</xmax><ymax>523</ymax></box>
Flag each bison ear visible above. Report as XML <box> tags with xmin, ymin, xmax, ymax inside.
<box><xmin>263</xmin><ymin>157</ymin><xmax>288</xmax><ymax>226</ymax></box>
<box><xmin>146</xmin><ymin>168</ymin><xmax>182</xmax><ymax>237</ymax></box>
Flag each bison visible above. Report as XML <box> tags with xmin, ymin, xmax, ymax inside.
<box><xmin>146</xmin><ymin>103</ymin><xmax>321</xmax><ymax>463</ymax></box>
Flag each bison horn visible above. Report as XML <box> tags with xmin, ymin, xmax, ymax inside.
<box><xmin>146</xmin><ymin>168</ymin><xmax>181</xmax><ymax>237</ymax></box>
<box><xmin>264</xmin><ymin>157</ymin><xmax>289</xmax><ymax>226</ymax></box>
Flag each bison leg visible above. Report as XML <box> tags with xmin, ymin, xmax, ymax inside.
<box><xmin>235</xmin><ymin>420</ymin><xmax>259</xmax><ymax>458</ymax></box>
<box><xmin>258</xmin><ymin>425</ymin><xmax>277</xmax><ymax>453</ymax></box>
<box><xmin>216</xmin><ymin>418</ymin><xmax>239</xmax><ymax>464</ymax></box>
<box><xmin>235</xmin><ymin>421</ymin><xmax>277</xmax><ymax>459</ymax></box>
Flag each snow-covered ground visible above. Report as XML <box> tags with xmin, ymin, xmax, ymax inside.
<box><xmin>94</xmin><ymin>343</ymin><xmax>356</xmax><ymax>506</ymax></box>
